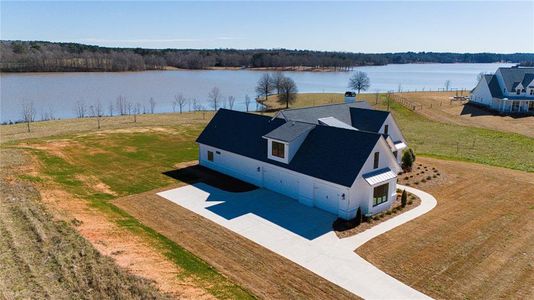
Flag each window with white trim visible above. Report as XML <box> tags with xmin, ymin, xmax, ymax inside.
<box><xmin>271</xmin><ymin>141</ymin><xmax>285</xmax><ymax>158</ymax></box>
<box><xmin>373</xmin><ymin>183</ymin><xmax>389</xmax><ymax>207</ymax></box>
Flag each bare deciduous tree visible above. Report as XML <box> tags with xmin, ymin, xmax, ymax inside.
<box><xmin>149</xmin><ymin>97</ymin><xmax>156</xmax><ymax>114</ymax></box>
<box><xmin>271</xmin><ymin>72</ymin><xmax>285</xmax><ymax>94</ymax></box>
<box><xmin>244</xmin><ymin>94</ymin><xmax>251</xmax><ymax>112</ymax></box>
<box><xmin>444</xmin><ymin>80</ymin><xmax>451</xmax><ymax>91</ymax></box>
<box><xmin>255</xmin><ymin>73</ymin><xmax>273</xmax><ymax>106</ymax></box>
<box><xmin>108</xmin><ymin>100</ymin><xmax>114</xmax><ymax>116</ymax></box>
<box><xmin>74</xmin><ymin>100</ymin><xmax>87</xmax><ymax>118</ymax></box>
<box><xmin>21</xmin><ymin>101</ymin><xmax>36</xmax><ymax>132</ymax></box>
<box><xmin>89</xmin><ymin>100</ymin><xmax>104</xmax><ymax>129</ymax></box>
<box><xmin>132</xmin><ymin>102</ymin><xmax>142</xmax><ymax>122</ymax></box>
<box><xmin>174</xmin><ymin>94</ymin><xmax>187</xmax><ymax>113</ymax></box>
<box><xmin>228</xmin><ymin>96</ymin><xmax>235</xmax><ymax>110</ymax></box>
<box><xmin>348</xmin><ymin>71</ymin><xmax>370</xmax><ymax>94</ymax></box>
<box><xmin>277</xmin><ymin>76</ymin><xmax>298</xmax><ymax>109</ymax></box>
<box><xmin>208</xmin><ymin>87</ymin><xmax>221</xmax><ymax>111</ymax></box>
<box><xmin>116</xmin><ymin>95</ymin><xmax>127</xmax><ymax>115</ymax></box>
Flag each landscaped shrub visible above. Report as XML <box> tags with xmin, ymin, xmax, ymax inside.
<box><xmin>408</xmin><ymin>200</ymin><xmax>413</xmax><ymax>205</ymax></box>
<box><xmin>401</xmin><ymin>190</ymin><xmax>407</xmax><ymax>207</ymax></box>
<box><xmin>427</xmin><ymin>176</ymin><xmax>432</xmax><ymax>180</ymax></box>
<box><xmin>402</xmin><ymin>149</ymin><xmax>415</xmax><ymax>171</ymax></box>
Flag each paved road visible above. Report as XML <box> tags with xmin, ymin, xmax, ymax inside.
<box><xmin>158</xmin><ymin>184</ymin><xmax>437</xmax><ymax>299</ymax></box>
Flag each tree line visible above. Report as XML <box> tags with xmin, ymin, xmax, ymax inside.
<box><xmin>2</xmin><ymin>40</ymin><xmax>533</xmax><ymax>72</ymax></box>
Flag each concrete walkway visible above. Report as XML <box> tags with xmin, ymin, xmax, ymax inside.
<box><xmin>157</xmin><ymin>184</ymin><xmax>437</xmax><ymax>299</ymax></box>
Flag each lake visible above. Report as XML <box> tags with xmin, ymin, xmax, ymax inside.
<box><xmin>0</xmin><ymin>63</ymin><xmax>514</xmax><ymax>123</ymax></box>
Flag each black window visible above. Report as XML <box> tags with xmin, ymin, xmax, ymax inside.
<box><xmin>373</xmin><ymin>183</ymin><xmax>389</xmax><ymax>207</ymax></box>
<box><xmin>207</xmin><ymin>151</ymin><xmax>214</xmax><ymax>162</ymax></box>
<box><xmin>272</xmin><ymin>141</ymin><xmax>285</xmax><ymax>159</ymax></box>
<box><xmin>373</xmin><ymin>152</ymin><xmax>379</xmax><ymax>169</ymax></box>
<box><xmin>384</xmin><ymin>124</ymin><xmax>389</xmax><ymax>135</ymax></box>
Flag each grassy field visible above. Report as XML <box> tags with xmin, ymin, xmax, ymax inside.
<box><xmin>358</xmin><ymin>157</ymin><xmax>534</xmax><ymax>299</ymax></box>
<box><xmin>267</xmin><ymin>93</ymin><xmax>534</xmax><ymax>172</ymax></box>
<box><xmin>10</xmin><ymin>125</ymin><xmax>253</xmax><ymax>299</ymax></box>
<box><xmin>0</xmin><ymin>149</ymin><xmax>167</xmax><ymax>299</ymax></box>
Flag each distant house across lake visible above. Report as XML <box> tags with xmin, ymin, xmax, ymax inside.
<box><xmin>471</xmin><ymin>66</ymin><xmax>534</xmax><ymax>114</ymax></box>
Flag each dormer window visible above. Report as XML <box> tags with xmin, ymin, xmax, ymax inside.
<box><xmin>384</xmin><ymin>124</ymin><xmax>389</xmax><ymax>135</ymax></box>
<box><xmin>272</xmin><ymin>141</ymin><xmax>285</xmax><ymax>159</ymax></box>
<box><xmin>517</xmin><ymin>89</ymin><xmax>521</xmax><ymax>95</ymax></box>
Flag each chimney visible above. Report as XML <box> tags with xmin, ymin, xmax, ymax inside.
<box><xmin>344</xmin><ymin>91</ymin><xmax>356</xmax><ymax>103</ymax></box>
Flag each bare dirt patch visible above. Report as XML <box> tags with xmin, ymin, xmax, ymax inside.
<box><xmin>74</xmin><ymin>174</ymin><xmax>118</xmax><ymax>196</ymax></box>
<box><xmin>114</xmin><ymin>189</ymin><xmax>359</xmax><ymax>300</ymax></box>
<box><xmin>357</xmin><ymin>157</ymin><xmax>534</xmax><ymax>299</ymax></box>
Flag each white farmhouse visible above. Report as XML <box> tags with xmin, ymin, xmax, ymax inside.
<box><xmin>471</xmin><ymin>66</ymin><xmax>534</xmax><ymax>113</ymax></box>
<box><xmin>196</xmin><ymin>103</ymin><xmax>406</xmax><ymax>220</ymax></box>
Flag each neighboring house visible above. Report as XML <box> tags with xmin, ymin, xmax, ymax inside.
<box><xmin>196</xmin><ymin>104</ymin><xmax>405</xmax><ymax>220</ymax></box>
<box><xmin>471</xmin><ymin>66</ymin><xmax>534</xmax><ymax>114</ymax></box>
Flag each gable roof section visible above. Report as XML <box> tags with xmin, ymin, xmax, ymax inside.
<box><xmin>349</xmin><ymin>107</ymin><xmax>390</xmax><ymax>132</ymax></box>
<box><xmin>197</xmin><ymin>109</ymin><xmax>382</xmax><ymax>187</ymax></box>
<box><xmin>263</xmin><ymin>121</ymin><xmax>315</xmax><ymax>142</ymax></box>
<box><xmin>278</xmin><ymin>102</ymin><xmax>371</xmax><ymax>125</ymax></box>
<box><xmin>522</xmin><ymin>73</ymin><xmax>534</xmax><ymax>87</ymax></box>
<box><xmin>498</xmin><ymin>67</ymin><xmax>534</xmax><ymax>92</ymax></box>
<box><xmin>486</xmin><ymin>74</ymin><xmax>504</xmax><ymax>98</ymax></box>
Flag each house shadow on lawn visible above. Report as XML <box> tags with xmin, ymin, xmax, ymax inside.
<box><xmin>163</xmin><ymin>164</ymin><xmax>257</xmax><ymax>192</ymax></box>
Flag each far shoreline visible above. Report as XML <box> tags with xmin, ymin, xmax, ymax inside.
<box><xmin>0</xmin><ymin>62</ymin><xmax>514</xmax><ymax>75</ymax></box>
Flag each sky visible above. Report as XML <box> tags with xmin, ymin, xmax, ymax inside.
<box><xmin>1</xmin><ymin>1</ymin><xmax>533</xmax><ymax>53</ymax></box>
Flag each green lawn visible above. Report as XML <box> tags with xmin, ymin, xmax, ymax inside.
<box><xmin>16</xmin><ymin>123</ymin><xmax>253</xmax><ymax>300</ymax></box>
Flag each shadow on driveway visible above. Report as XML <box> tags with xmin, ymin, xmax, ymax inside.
<box><xmin>192</xmin><ymin>183</ymin><xmax>337</xmax><ymax>240</ymax></box>
<box><xmin>163</xmin><ymin>165</ymin><xmax>258</xmax><ymax>192</ymax></box>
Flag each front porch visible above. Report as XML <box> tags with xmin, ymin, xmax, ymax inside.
<box><xmin>491</xmin><ymin>98</ymin><xmax>534</xmax><ymax>114</ymax></box>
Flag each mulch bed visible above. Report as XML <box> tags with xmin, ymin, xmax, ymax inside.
<box><xmin>334</xmin><ymin>191</ymin><xmax>422</xmax><ymax>239</ymax></box>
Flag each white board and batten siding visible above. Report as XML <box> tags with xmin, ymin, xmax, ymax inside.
<box><xmin>198</xmin><ymin>143</ymin><xmax>349</xmax><ymax>217</ymax></box>
<box><xmin>348</xmin><ymin>138</ymin><xmax>400</xmax><ymax>218</ymax></box>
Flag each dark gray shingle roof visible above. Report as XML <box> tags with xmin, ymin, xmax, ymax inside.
<box><xmin>349</xmin><ymin>107</ymin><xmax>390</xmax><ymax>132</ymax></box>
<box><xmin>278</xmin><ymin>102</ymin><xmax>371</xmax><ymax>125</ymax></box>
<box><xmin>197</xmin><ymin>109</ymin><xmax>382</xmax><ymax>187</ymax></box>
<box><xmin>263</xmin><ymin>121</ymin><xmax>315</xmax><ymax>142</ymax></box>
<box><xmin>498</xmin><ymin>67</ymin><xmax>534</xmax><ymax>92</ymax></box>
<box><xmin>487</xmin><ymin>74</ymin><xmax>504</xmax><ymax>98</ymax></box>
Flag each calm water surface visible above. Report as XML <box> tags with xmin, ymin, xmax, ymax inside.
<box><xmin>0</xmin><ymin>63</ymin><xmax>514</xmax><ymax>122</ymax></box>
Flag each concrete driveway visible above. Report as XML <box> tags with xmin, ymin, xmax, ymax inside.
<box><xmin>158</xmin><ymin>183</ymin><xmax>436</xmax><ymax>299</ymax></box>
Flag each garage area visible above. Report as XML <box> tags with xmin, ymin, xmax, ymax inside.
<box><xmin>313</xmin><ymin>182</ymin><xmax>341</xmax><ymax>215</ymax></box>
<box><xmin>262</xmin><ymin>167</ymin><xmax>299</xmax><ymax>199</ymax></box>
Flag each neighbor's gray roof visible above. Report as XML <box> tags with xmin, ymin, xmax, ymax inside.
<box><xmin>522</xmin><ymin>73</ymin><xmax>534</xmax><ymax>87</ymax></box>
<box><xmin>277</xmin><ymin>102</ymin><xmax>372</xmax><ymax>125</ymax></box>
<box><xmin>498</xmin><ymin>67</ymin><xmax>534</xmax><ymax>92</ymax></box>
<box><xmin>486</xmin><ymin>74</ymin><xmax>504</xmax><ymax>98</ymax></box>
<box><xmin>263</xmin><ymin>121</ymin><xmax>315</xmax><ymax>142</ymax></box>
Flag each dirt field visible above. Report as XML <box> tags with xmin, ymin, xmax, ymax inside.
<box><xmin>113</xmin><ymin>190</ymin><xmax>359</xmax><ymax>300</ymax></box>
<box><xmin>0</xmin><ymin>149</ymin><xmax>167</xmax><ymax>299</ymax></box>
<box><xmin>395</xmin><ymin>92</ymin><xmax>534</xmax><ymax>137</ymax></box>
<box><xmin>357</xmin><ymin>157</ymin><xmax>534</xmax><ymax>299</ymax></box>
